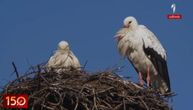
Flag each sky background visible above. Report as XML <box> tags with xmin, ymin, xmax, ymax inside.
<box><xmin>0</xmin><ymin>0</ymin><xmax>193</xmax><ymax>109</ymax></box>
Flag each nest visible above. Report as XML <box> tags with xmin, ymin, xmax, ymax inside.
<box><xmin>0</xmin><ymin>66</ymin><xmax>172</xmax><ymax>110</ymax></box>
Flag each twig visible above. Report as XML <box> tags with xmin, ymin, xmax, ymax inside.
<box><xmin>82</xmin><ymin>60</ymin><xmax>88</xmax><ymax>70</ymax></box>
<box><xmin>74</xmin><ymin>97</ymin><xmax>79</xmax><ymax>110</ymax></box>
<box><xmin>138</xmin><ymin>96</ymin><xmax>149</xmax><ymax>110</ymax></box>
<box><xmin>12</xmin><ymin>62</ymin><xmax>19</xmax><ymax>79</ymax></box>
<box><xmin>92</xmin><ymin>89</ymin><xmax>98</xmax><ymax>110</ymax></box>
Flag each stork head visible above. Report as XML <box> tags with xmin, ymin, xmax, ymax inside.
<box><xmin>123</xmin><ymin>16</ymin><xmax>138</xmax><ymax>29</ymax></box>
<box><xmin>58</xmin><ymin>41</ymin><xmax>70</xmax><ymax>51</ymax></box>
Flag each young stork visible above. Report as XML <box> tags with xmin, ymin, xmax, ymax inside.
<box><xmin>47</xmin><ymin>41</ymin><xmax>81</xmax><ymax>72</ymax></box>
<box><xmin>115</xmin><ymin>16</ymin><xmax>171</xmax><ymax>94</ymax></box>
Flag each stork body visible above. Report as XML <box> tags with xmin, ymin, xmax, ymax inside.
<box><xmin>47</xmin><ymin>41</ymin><xmax>81</xmax><ymax>72</ymax></box>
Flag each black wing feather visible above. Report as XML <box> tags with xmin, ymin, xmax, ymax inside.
<box><xmin>143</xmin><ymin>44</ymin><xmax>171</xmax><ymax>92</ymax></box>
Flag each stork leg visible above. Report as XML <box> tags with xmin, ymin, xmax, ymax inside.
<box><xmin>146</xmin><ymin>65</ymin><xmax>150</xmax><ymax>87</ymax></box>
<box><xmin>138</xmin><ymin>72</ymin><xmax>144</xmax><ymax>86</ymax></box>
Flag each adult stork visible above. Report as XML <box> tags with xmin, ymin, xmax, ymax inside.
<box><xmin>115</xmin><ymin>16</ymin><xmax>171</xmax><ymax>94</ymax></box>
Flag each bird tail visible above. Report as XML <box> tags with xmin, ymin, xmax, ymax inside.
<box><xmin>157</xmin><ymin>60</ymin><xmax>171</xmax><ymax>94</ymax></box>
<box><xmin>152</xmin><ymin>76</ymin><xmax>170</xmax><ymax>95</ymax></box>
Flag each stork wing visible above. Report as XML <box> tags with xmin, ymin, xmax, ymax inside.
<box><xmin>138</xmin><ymin>25</ymin><xmax>171</xmax><ymax>92</ymax></box>
<box><xmin>70</xmin><ymin>51</ymin><xmax>81</xmax><ymax>69</ymax></box>
<box><xmin>139</xmin><ymin>25</ymin><xmax>167</xmax><ymax>59</ymax></box>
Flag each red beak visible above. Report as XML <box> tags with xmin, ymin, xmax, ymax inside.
<box><xmin>123</xmin><ymin>24</ymin><xmax>129</xmax><ymax>28</ymax></box>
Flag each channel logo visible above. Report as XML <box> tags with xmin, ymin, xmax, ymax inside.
<box><xmin>3</xmin><ymin>94</ymin><xmax>28</xmax><ymax>108</ymax></box>
<box><xmin>167</xmin><ymin>3</ymin><xmax>182</xmax><ymax>20</ymax></box>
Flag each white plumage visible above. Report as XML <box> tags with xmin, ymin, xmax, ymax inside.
<box><xmin>115</xmin><ymin>16</ymin><xmax>170</xmax><ymax>94</ymax></box>
<box><xmin>47</xmin><ymin>41</ymin><xmax>81</xmax><ymax>72</ymax></box>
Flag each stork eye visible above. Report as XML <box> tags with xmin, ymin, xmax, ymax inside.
<box><xmin>129</xmin><ymin>21</ymin><xmax>132</xmax><ymax>24</ymax></box>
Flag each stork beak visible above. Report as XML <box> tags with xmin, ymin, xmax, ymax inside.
<box><xmin>114</xmin><ymin>35</ymin><xmax>124</xmax><ymax>42</ymax></box>
<box><xmin>123</xmin><ymin>24</ymin><xmax>129</xmax><ymax>28</ymax></box>
<box><xmin>114</xmin><ymin>35</ymin><xmax>118</xmax><ymax>39</ymax></box>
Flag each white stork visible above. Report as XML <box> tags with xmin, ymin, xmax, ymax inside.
<box><xmin>47</xmin><ymin>41</ymin><xmax>81</xmax><ymax>72</ymax></box>
<box><xmin>115</xmin><ymin>16</ymin><xmax>171</xmax><ymax>94</ymax></box>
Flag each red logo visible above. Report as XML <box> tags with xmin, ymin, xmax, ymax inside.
<box><xmin>3</xmin><ymin>94</ymin><xmax>28</xmax><ymax>108</ymax></box>
<box><xmin>167</xmin><ymin>14</ymin><xmax>182</xmax><ymax>19</ymax></box>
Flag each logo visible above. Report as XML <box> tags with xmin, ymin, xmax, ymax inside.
<box><xmin>3</xmin><ymin>94</ymin><xmax>28</xmax><ymax>108</ymax></box>
<box><xmin>167</xmin><ymin>3</ymin><xmax>182</xmax><ymax>19</ymax></box>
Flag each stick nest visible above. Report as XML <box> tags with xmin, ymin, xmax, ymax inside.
<box><xmin>0</xmin><ymin>66</ymin><xmax>171</xmax><ymax>110</ymax></box>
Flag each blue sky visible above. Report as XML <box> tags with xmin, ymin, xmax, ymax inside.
<box><xmin>0</xmin><ymin>0</ymin><xmax>193</xmax><ymax>109</ymax></box>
